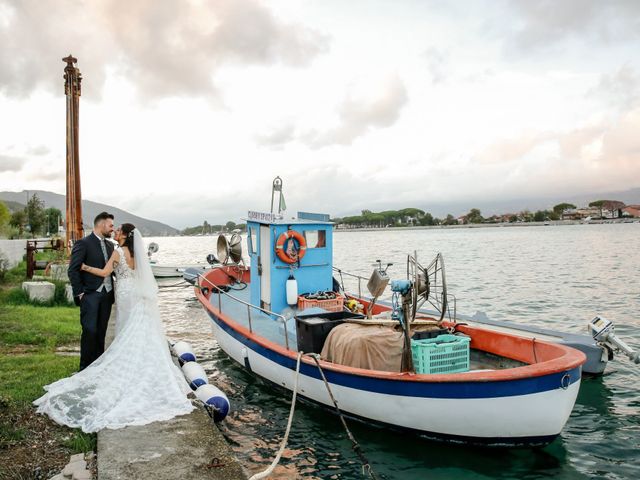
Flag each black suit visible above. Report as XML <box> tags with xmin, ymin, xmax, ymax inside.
<box><xmin>68</xmin><ymin>233</ymin><xmax>115</xmax><ymax>370</ymax></box>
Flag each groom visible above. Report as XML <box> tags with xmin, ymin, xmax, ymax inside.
<box><xmin>68</xmin><ymin>212</ymin><xmax>116</xmax><ymax>370</ymax></box>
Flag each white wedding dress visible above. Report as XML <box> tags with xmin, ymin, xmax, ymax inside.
<box><xmin>34</xmin><ymin>231</ymin><xmax>194</xmax><ymax>432</ymax></box>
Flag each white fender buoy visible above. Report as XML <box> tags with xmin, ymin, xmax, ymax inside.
<box><xmin>286</xmin><ymin>273</ymin><xmax>298</xmax><ymax>306</ymax></box>
<box><xmin>173</xmin><ymin>341</ymin><xmax>196</xmax><ymax>364</ymax></box>
<box><xmin>195</xmin><ymin>384</ymin><xmax>231</xmax><ymax>422</ymax></box>
<box><xmin>182</xmin><ymin>362</ymin><xmax>208</xmax><ymax>390</ymax></box>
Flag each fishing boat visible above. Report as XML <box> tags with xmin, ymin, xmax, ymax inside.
<box><xmin>191</xmin><ymin>192</ymin><xmax>590</xmax><ymax>447</ymax></box>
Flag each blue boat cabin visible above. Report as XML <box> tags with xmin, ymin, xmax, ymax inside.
<box><xmin>246</xmin><ymin>211</ymin><xmax>334</xmax><ymax>315</ymax></box>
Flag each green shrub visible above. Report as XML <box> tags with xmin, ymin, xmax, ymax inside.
<box><xmin>0</xmin><ymin>252</ymin><xmax>8</xmax><ymax>282</ymax></box>
<box><xmin>1</xmin><ymin>259</ymin><xmax>26</xmax><ymax>285</ymax></box>
<box><xmin>52</xmin><ymin>281</ymin><xmax>72</xmax><ymax>306</ymax></box>
<box><xmin>1</xmin><ymin>286</ymin><xmax>31</xmax><ymax>305</ymax></box>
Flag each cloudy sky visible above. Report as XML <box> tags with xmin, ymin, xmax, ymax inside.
<box><xmin>1</xmin><ymin>0</ymin><xmax>639</xmax><ymax>227</ymax></box>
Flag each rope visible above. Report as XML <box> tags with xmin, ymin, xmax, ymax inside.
<box><xmin>306</xmin><ymin>354</ymin><xmax>379</xmax><ymax>480</ymax></box>
<box><xmin>158</xmin><ymin>280</ymin><xmax>190</xmax><ymax>289</ymax></box>
<box><xmin>249</xmin><ymin>351</ymin><xmax>303</xmax><ymax>480</ymax></box>
<box><xmin>249</xmin><ymin>352</ymin><xmax>378</xmax><ymax>479</ymax></box>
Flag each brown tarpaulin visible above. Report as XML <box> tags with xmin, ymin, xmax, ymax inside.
<box><xmin>320</xmin><ymin>323</ymin><xmax>405</xmax><ymax>373</ymax></box>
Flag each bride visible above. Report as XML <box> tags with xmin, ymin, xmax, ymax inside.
<box><xmin>34</xmin><ymin>223</ymin><xmax>194</xmax><ymax>432</ymax></box>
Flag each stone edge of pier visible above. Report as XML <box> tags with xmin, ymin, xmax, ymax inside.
<box><xmin>97</xmin><ymin>319</ymin><xmax>247</xmax><ymax>480</ymax></box>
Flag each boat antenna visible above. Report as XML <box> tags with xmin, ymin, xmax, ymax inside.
<box><xmin>270</xmin><ymin>176</ymin><xmax>286</xmax><ymax>214</ymax></box>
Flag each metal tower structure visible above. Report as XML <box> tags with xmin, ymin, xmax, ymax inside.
<box><xmin>63</xmin><ymin>55</ymin><xmax>84</xmax><ymax>246</ymax></box>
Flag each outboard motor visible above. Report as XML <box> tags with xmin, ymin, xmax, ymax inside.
<box><xmin>589</xmin><ymin>316</ymin><xmax>640</xmax><ymax>365</ymax></box>
<box><xmin>147</xmin><ymin>242</ymin><xmax>159</xmax><ymax>258</ymax></box>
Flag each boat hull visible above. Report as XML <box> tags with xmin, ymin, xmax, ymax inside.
<box><xmin>205</xmin><ymin>308</ymin><xmax>582</xmax><ymax>446</ymax></box>
<box><xmin>151</xmin><ymin>264</ymin><xmax>213</xmax><ymax>278</ymax></box>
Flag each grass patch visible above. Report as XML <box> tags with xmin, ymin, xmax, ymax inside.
<box><xmin>64</xmin><ymin>430</ymin><xmax>97</xmax><ymax>453</ymax></box>
<box><xmin>0</xmin><ymin>304</ymin><xmax>79</xmax><ymax>349</ymax></box>
<box><xmin>0</xmin><ymin>421</ymin><xmax>26</xmax><ymax>447</ymax></box>
<box><xmin>0</xmin><ymin>351</ymin><xmax>79</xmax><ymax>406</ymax></box>
<box><xmin>0</xmin><ymin>254</ymin><xmax>95</xmax><ymax>477</ymax></box>
<box><xmin>0</xmin><ymin>257</ymin><xmax>80</xmax><ymax>404</ymax></box>
<box><xmin>0</xmin><ymin>300</ymin><xmax>84</xmax><ymax>477</ymax></box>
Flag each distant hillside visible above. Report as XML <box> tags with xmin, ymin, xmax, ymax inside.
<box><xmin>2</xmin><ymin>200</ymin><xmax>27</xmax><ymax>213</ymax></box>
<box><xmin>0</xmin><ymin>190</ymin><xmax>179</xmax><ymax>236</ymax></box>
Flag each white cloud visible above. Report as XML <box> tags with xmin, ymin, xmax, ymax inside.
<box><xmin>502</xmin><ymin>0</ymin><xmax>640</xmax><ymax>52</ymax></box>
<box><xmin>423</xmin><ymin>47</ymin><xmax>449</xmax><ymax>84</ymax></box>
<box><xmin>0</xmin><ymin>0</ymin><xmax>329</xmax><ymax>100</ymax></box>
<box><xmin>254</xmin><ymin>123</ymin><xmax>297</xmax><ymax>149</ymax></box>
<box><xmin>0</xmin><ymin>154</ymin><xmax>25</xmax><ymax>172</ymax></box>
<box><xmin>588</xmin><ymin>65</ymin><xmax>640</xmax><ymax>111</ymax></box>
<box><xmin>302</xmin><ymin>75</ymin><xmax>408</xmax><ymax>149</ymax></box>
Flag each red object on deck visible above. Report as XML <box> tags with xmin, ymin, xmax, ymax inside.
<box><xmin>297</xmin><ymin>293</ymin><xmax>344</xmax><ymax>312</ymax></box>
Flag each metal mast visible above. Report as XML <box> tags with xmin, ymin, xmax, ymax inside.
<box><xmin>270</xmin><ymin>176</ymin><xmax>284</xmax><ymax>214</ymax></box>
<box><xmin>63</xmin><ymin>55</ymin><xmax>84</xmax><ymax>246</ymax></box>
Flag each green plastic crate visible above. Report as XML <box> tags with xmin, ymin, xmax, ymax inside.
<box><xmin>411</xmin><ymin>334</ymin><xmax>471</xmax><ymax>374</ymax></box>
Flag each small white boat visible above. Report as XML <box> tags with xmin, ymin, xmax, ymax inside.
<box><xmin>151</xmin><ymin>262</ymin><xmax>214</xmax><ymax>278</ymax></box>
<box><xmin>147</xmin><ymin>242</ymin><xmax>218</xmax><ymax>278</ymax></box>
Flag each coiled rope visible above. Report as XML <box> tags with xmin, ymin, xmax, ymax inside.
<box><xmin>249</xmin><ymin>352</ymin><xmax>378</xmax><ymax>480</ymax></box>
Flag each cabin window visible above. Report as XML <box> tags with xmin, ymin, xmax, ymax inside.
<box><xmin>304</xmin><ymin>230</ymin><xmax>326</xmax><ymax>248</ymax></box>
<box><xmin>248</xmin><ymin>228</ymin><xmax>257</xmax><ymax>254</ymax></box>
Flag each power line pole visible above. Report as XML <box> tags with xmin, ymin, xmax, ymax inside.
<box><xmin>63</xmin><ymin>55</ymin><xmax>84</xmax><ymax>248</ymax></box>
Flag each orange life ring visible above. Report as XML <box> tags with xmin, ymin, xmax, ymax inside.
<box><xmin>275</xmin><ymin>230</ymin><xmax>307</xmax><ymax>264</ymax></box>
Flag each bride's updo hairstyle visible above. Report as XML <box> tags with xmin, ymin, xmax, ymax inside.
<box><xmin>120</xmin><ymin>223</ymin><xmax>136</xmax><ymax>256</ymax></box>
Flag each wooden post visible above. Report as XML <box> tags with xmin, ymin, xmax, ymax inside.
<box><xmin>63</xmin><ymin>55</ymin><xmax>84</xmax><ymax>249</ymax></box>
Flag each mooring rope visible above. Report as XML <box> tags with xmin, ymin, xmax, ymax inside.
<box><xmin>250</xmin><ymin>351</ymin><xmax>378</xmax><ymax>480</ymax></box>
<box><xmin>248</xmin><ymin>351</ymin><xmax>303</xmax><ymax>480</ymax></box>
<box><xmin>158</xmin><ymin>280</ymin><xmax>191</xmax><ymax>289</ymax></box>
<box><xmin>306</xmin><ymin>353</ymin><xmax>380</xmax><ymax>480</ymax></box>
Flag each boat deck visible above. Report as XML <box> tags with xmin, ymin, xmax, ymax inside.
<box><xmin>208</xmin><ymin>288</ymin><xmax>527</xmax><ymax>373</ymax></box>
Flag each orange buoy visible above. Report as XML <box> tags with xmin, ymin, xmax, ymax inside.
<box><xmin>275</xmin><ymin>230</ymin><xmax>307</xmax><ymax>264</ymax></box>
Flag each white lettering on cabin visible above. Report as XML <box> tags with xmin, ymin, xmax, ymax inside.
<box><xmin>248</xmin><ymin>211</ymin><xmax>277</xmax><ymax>222</ymax></box>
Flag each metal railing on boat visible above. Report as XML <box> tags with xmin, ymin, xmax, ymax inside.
<box><xmin>196</xmin><ymin>271</ymin><xmax>291</xmax><ymax>350</ymax></box>
<box><xmin>332</xmin><ymin>266</ymin><xmax>457</xmax><ymax>321</ymax></box>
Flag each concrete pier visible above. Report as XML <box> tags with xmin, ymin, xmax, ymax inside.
<box><xmin>97</xmin><ymin>318</ymin><xmax>246</xmax><ymax>480</ymax></box>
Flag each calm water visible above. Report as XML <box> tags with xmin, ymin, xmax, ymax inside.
<box><xmin>150</xmin><ymin>223</ymin><xmax>640</xmax><ymax>479</ymax></box>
